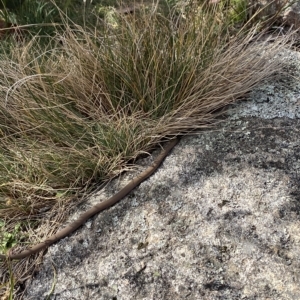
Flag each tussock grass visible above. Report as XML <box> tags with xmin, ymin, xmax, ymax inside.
<box><xmin>0</xmin><ymin>1</ymin><xmax>294</xmax><ymax>295</ymax></box>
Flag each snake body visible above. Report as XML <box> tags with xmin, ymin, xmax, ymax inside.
<box><xmin>0</xmin><ymin>138</ymin><xmax>178</xmax><ymax>260</ymax></box>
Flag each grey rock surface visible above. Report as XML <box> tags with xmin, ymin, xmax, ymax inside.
<box><xmin>24</xmin><ymin>51</ymin><xmax>300</xmax><ymax>299</ymax></box>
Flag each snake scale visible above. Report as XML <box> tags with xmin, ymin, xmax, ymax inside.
<box><xmin>0</xmin><ymin>138</ymin><xmax>179</xmax><ymax>260</ymax></box>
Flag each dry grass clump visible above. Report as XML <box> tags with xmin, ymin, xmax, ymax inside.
<box><xmin>0</xmin><ymin>0</ymin><xmax>294</xmax><ymax>295</ymax></box>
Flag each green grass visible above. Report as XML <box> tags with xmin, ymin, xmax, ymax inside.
<box><xmin>0</xmin><ymin>0</ymin><xmax>295</xmax><ymax>297</ymax></box>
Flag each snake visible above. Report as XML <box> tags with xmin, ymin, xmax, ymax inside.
<box><xmin>0</xmin><ymin>138</ymin><xmax>179</xmax><ymax>260</ymax></box>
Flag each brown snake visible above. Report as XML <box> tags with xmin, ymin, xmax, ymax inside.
<box><xmin>0</xmin><ymin>138</ymin><xmax>179</xmax><ymax>260</ymax></box>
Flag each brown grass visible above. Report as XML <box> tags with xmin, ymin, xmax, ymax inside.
<box><xmin>0</xmin><ymin>1</ymin><xmax>294</xmax><ymax>297</ymax></box>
